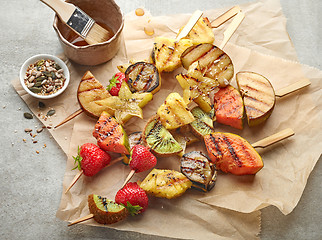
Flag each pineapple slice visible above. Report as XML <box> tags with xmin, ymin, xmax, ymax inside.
<box><xmin>152</xmin><ymin>37</ymin><xmax>193</xmax><ymax>72</ymax></box>
<box><xmin>140</xmin><ymin>169</ymin><xmax>192</xmax><ymax>199</ymax></box>
<box><xmin>95</xmin><ymin>81</ymin><xmax>153</xmax><ymax>124</ymax></box>
<box><xmin>157</xmin><ymin>92</ymin><xmax>195</xmax><ymax>130</ymax></box>
<box><xmin>176</xmin><ymin>72</ymin><xmax>215</xmax><ymax>113</ymax></box>
<box><xmin>177</xmin><ymin>17</ymin><xmax>215</xmax><ymax>44</ymax></box>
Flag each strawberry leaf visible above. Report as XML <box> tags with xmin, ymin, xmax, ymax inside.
<box><xmin>106</xmin><ymin>74</ymin><xmax>120</xmax><ymax>91</ymax></box>
<box><xmin>72</xmin><ymin>146</ymin><xmax>82</xmax><ymax>171</ymax></box>
<box><xmin>122</xmin><ymin>201</ymin><xmax>143</xmax><ymax>216</ymax></box>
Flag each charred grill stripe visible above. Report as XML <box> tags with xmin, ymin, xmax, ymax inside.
<box><xmin>222</xmin><ymin>135</ymin><xmax>243</xmax><ymax>167</ymax></box>
<box><xmin>209</xmin><ymin>134</ymin><xmax>223</xmax><ymax>158</ymax></box>
<box><xmin>196</xmin><ymin>45</ymin><xmax>217</xmax><ymax>64</ymax></box>
<box><xmin>241</xmin><ymin>85</ymin><xmax>273</xmax><ymax>98</ymax></box>
<box><xmin>245</xmin><ymin>105</ymin><xmax>265</xmax><ymax>118</ymax></box>
<box><xmin>165</xmin><ymin>42</ymin><xmax>176</xmax><ymax>63</ymax></box>
<box><xmin>134</xmin><ymin>64</ymin><xmax>145</xmax><ymax>87</ymax></box>
<box><xmin>244</xmin><ymin>95</ymin><xmax>272</xmax><ymax>108</ymax></box>
<box><xmin>146</xmin><ymin>119</ymin><xmax>160</xmax><ymax>140</ymax></box>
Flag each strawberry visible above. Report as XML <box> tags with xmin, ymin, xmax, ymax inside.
<box><xmin>129</xmin><ymin>145</ymin><xmax>157</xmax><ymax>173</ymax></box>
<box><xmin>73</xmin><ymin>143</ymin><xmax>111</xmax><ymax>177</ymax></box>
<box><xmin>106</xmin><ymin>72</ymin><xmax>126</xmax><ymax>96</ymax></box>
<box><xmin>115</xmin><ymin>182</ymin><xmax>149</xmax><ymax>215</ymax></box>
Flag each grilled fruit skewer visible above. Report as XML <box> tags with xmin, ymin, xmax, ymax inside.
<box><xmin>181</xmin><ymin>151</ymin><xmax>217</xmax><ymax>192</ymax></box>
<box><xmin>236</xmin><ymin>72</ymin><xmax>276</xmax><ymax>127</ymax></box>
<box><xmin>54</xmin><ymin>71</ymin><xmax>111</xmax><ymax>128</ymax></box>
<box><xmin>204</xmin><ymin>128</ymin><xmax>294</xmax><ymax>175</ymax></box>
<box><xmin>125</xmin><ymin>62</ymin><xmax>161</xmax><ymax>94</ymax></box>
<box><xmin>68</xmin><ymin>194</ymin><xmax>128</xmax><ymax>226</ymax></box>
<box><xmin>140</xmin><ymin>169</ymin><xmax>192</xmax><ymax>199</ymax></box>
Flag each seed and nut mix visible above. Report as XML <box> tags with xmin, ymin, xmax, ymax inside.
<box><xmin>24</xmin><ymin>59</ymin><xmax>66</xmax><ymax>95</ymax></box>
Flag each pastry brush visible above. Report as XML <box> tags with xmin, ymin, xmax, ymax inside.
<box><xmin>40</xmin><ymin>0</ymin><xmax>111</xmax><ymax>45</ymax></box>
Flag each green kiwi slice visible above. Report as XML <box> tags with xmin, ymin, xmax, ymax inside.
<box><xmin>189</xmin><ymin>107</ymin><xmax>214</xmax><ymax>139</ymax></box>
<box><xmin>88</xmin><ymin>194</ymin><xmax>128</xmax><ymax>224</ymax></box>
<box><xmin>143</xmin><ymin>115</ymin><xmax>183</xmax><ymax>156</ymax></box>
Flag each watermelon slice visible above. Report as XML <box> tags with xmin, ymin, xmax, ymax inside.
<box><xmin>93</xmin><ymin>111</ymin><xmax>130</xmax><ymax>155</ymax></box>
<box><xmin>214</xmin><ymin>85</ymin><xmax>244</xmax><ymax>130</ymax></box>
<box><xmin>204</xmin><ymin>132</ymin><xmax>263</xmax><ymax>175</ymax></box>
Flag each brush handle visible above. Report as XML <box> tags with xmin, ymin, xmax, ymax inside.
<box><xmin>251</xmin><ymin>128</ymin><xmax>294</xmax><ymax>148</ymax></box>
<box><xmin>40</xmin><ymin>0</ymin><xmax>76</xmax><ymax>23</ymax></box>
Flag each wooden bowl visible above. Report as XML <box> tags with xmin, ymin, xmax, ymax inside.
<box><xmin>53</xmin><ymin>0</ymin><xmax>124</xmax><ymax>66</ymax></box>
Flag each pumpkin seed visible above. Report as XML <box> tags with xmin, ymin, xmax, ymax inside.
<box><xmin>36</xmin><ymin>59</ymin><xmax>45</xmax><ymax>67</ymax></box>
<box><xmin>46</xmin><ymin>109</ymin><xmax>56</xmax><ymax>116</ymax></box>
<box><xmin>34</xmin><ymin>82</ymin><xmax>42</xmax><ymax>87</ymax></box>
<box><xmin>24</xmin><ymin>112</ymin><xmax>33</xmax><ymax>119</ymax></box>
<box><xmin>38</xmin><ymin>101</ymin><xmax>46</xmax><ymax>108</ymax></box>
<box><xmin>29</xmin><ymin>87</ymin><xmax>42</xmax><ymax>93</ymax></box>
<box><xmin>35</xmin><ymin>76</ymin><xmax>46</xmax><ymax>82</ymax></box>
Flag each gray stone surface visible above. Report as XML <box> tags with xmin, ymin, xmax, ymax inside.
<box><xmin>0</xmin><ymin>0</ymin><xmax>321</xmax><ymax>239</ymax></box>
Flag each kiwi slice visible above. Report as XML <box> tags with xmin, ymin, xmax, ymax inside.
<box><xmin>189</xmin><ymin>107</ymin><xmax>214</xmax><ymax>139</ymax></box>
<box><xmin>191</xmin><ymin>107</ymin><xmax>213</xmax><ymax>128</ymax></box>
<box><xmin>88</xmin><ymin>194</ymin><xmax>128</xmax><ymax>224</ymax></box>
<box><xmin>143</xmin><ymin>115</ymin><xmax>183</xmax><ymax>156</ymax></box>
<box><xmin>181</xmin><ymin>151</ymin><xmax>217</xmax><ymax>192</ymax></box>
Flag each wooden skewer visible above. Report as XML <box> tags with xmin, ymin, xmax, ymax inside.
<box><xmin>121</xmin><ymin>169</ymin><xmax>136</xmax><ymax>189</ymax></box>
<box><xmin>211</xmin><ymin>6</ymin><xmax>241</xmax><ymax>28</ymax></box>
<box><xmin>176</xmin><ymin>10</ymin><xmax>203</xmax><ymax>41</ymax></box>
<box><xmin>275</xmin><ymin>78</ymin><xmax>311</xmax><ymax>97</ymax></box>
<box><xmin>68</xmin><ymin>213</ymin><xmax>94</xmax><ymax>226</ymax></box>
<box><xmin>65</xmin><ymin>156</ymin><xmax>124</xmax><ymax>194</ymax></box>
<box><xmin>54</xmin><ymin>108</ymin><xmax>83</xmax><ymax>128</ymax></box>
<box><xmin>219</xmin><ymin>11</ymin><xmax>245</xmax><ymax>49</ymax></box>
<box><xmin>251</xmin><ymin>128</ymin><xmax>295</xmax><ymax>149</ymax></box>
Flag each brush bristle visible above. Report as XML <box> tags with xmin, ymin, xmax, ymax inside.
<box><xmin>85</xmin><ymin>24</ymin><xmax>113</xmax><ymax>45</ymax></box>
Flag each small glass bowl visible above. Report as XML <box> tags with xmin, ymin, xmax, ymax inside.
<box><xmin>20</xmin><ymin>54</ymin><xmax>70</xmax><ymax>99</ymax></box>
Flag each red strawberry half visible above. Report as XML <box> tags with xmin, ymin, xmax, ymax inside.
<box><xmin>115</xmin><ymin>182</ymin><xmax>149</xmax><ymax>215</ymax></box>
<box><xmin>129</xmin><ymin>145</ymin><xmax>157</xmax><ymax>173</ymax></box>
<box><xmin>106</xmin><ymin>72</ymin><xmax>126</xmax><ymax>96</ymax></box>
<box><xmin>73</xmin><ymin>143</ymin><xmax>111</xmax><ymax>177</ymax></box>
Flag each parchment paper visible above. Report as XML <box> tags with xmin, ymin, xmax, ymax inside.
<box><xmin>12</xmin><ymin>0</ymin><xmax>322</xmax><ymax>239</ymax></box>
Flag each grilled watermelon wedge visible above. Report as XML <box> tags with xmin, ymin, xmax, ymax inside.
<box><xmin>204</xmin><ymin>132</ymin><xmax>263</xmax><ymax>175</ymax></box>
<box><xmin>236</xmin><ymin>71</ymin><xmax>276</xmax><ymax>127</ymax></box>
<box><xmin>93</xmin><ymin>111</ymin><xmax>130</xmax><ymax>155</ymax></box>
<box><xmin>214</xmin><ymin>85</ymin><xmax>244</xmax><ymax>130</ymax></box>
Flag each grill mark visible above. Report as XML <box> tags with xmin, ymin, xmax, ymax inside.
<box><xmin>222</xmin><ymin>135</ymin><xmax>243</xmax><ymax>167</ymax></box>
<box><xmin>134</xmin><ymin>64</ymin><xmax>145</xmax><ymax>87</ymax></box>
<box><xmin>244</xmin><ymin>95</ymin><xmax>271</xmax><ymax>108</ymax></box>
<box><xmin>244</xmin><ymin>105</ymin><xmax>265</xmax><ymax>118</ymax></box>
<box><xmin>206</xmin><ymin>53</ymin><xmax>228</xmax><ymax>76</ymax></box>
<box><xmin>146</xmin><ymin>119</ymin><xmax>160</xmax><ymax>140</ymax></box>
<box><xmin>241</xmin><ymin>84</ymin><xmax>273</xmax><ymax>99</ymax></box>
<box><xmin>236</xmin><ymin>137</ymin><xmax>253</xmax><ymax>166</ymax></box>
<box><xmin>209</xmin><ymin>134</ymin><xmax>222</xmax><ymax>158</ymax></box>
<box><xmin>165</xmin><ymin>42</ymin><xmax>176</xmax><ymax>64</ymax></box>
<box><xmin>196</xmin><ymin>45</ymin><xmax>217</xmax><ymax>64</ymax></box>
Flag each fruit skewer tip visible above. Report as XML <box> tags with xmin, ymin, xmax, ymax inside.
<box><xmin>68</xmin><ymin>214</ymin><xmax>94</xmax><ymax>227</ymax></box>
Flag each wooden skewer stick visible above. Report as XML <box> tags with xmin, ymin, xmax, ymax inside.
<box><xmin>275</xmin><ymin>78</ymin><xmax>311</xmax><ymax>97</ymax></box>
<box><xmin>251</xmin><ymin>128</ymin><xmax>295</xmax><ymax>149</ymax></box>
<box><xmin>219</xmin><ymin>11</ymin><xmax>245</xmax><ymax>49</ymax></box>
<box><xmin>68</xmin><ymin>213</ymin><xmax>94</xmax><ymax>227</ymax></box>
<box><xmin>121</xmin><ymin>169</ymin><xmax>136</xmax><ymax>189</ymax></box>
<box><xmin>211</xmin><ymin>6</ymin><xmax>241</xmax><ymax>28</ymax></box>
<box><xmin>176</xmin><ymin>10</ymin><xmax>203</xmax><ymax>41</ymax></box>
<box><xmin>54</xmin><ymin>108</ymin><xmax>84</xmax><ymax>128</ymax></box>
<box><xmin>65</xmin><ymin>156</ymin><xmax>124</xmax><ymax>194</ymax></box>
